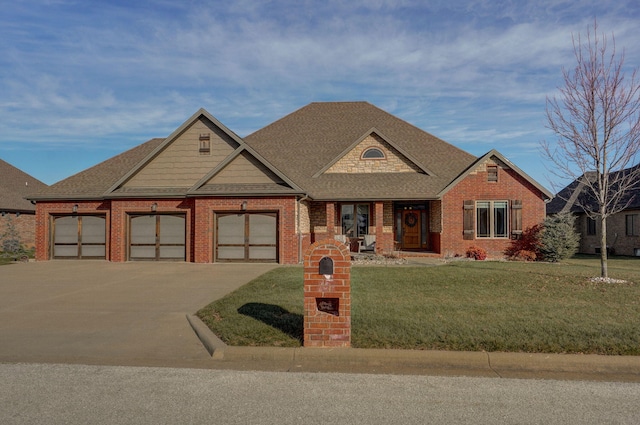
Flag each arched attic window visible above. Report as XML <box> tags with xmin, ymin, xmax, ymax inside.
<box><xmin>361</xmin><ymin>147</ymin><xmax>385</xmax><ymax>159</ymax></box>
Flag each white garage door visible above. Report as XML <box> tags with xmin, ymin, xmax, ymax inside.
<box><xmin>52</xmin><ymin>215</ymin><xmax>106</xmax><ymax>259</ymax></box>
<box><xmin>216</xmin><ymin>212</ymin><xmax>277</xmax><ymax>262</ymax></box>
<box><xmin>129</xmin><ymin>214</ymin><xmax>186</xmax><ymax>261</ymax></box>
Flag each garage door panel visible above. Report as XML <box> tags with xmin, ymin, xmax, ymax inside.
<box><xmin>54</xmin><ymin>245</ymin><xmax>79</xmax><ymax>257</ymax></box>
<box><xmin>82</xmin><ymin>216</ymin><xmax>107</xmax><ymax>244</ymax></box>
<box><xmin>159</xmin><ymin>215</ymin><xmax>185</xmax><ymax>244</ymax></box>
<box><xmin>129</xmin><ymin>214</ymin><xmax>185</xmax><ymax>261</ymax></box>
<box><xmin>130</xmin><ymin>215</ymin><xmax>156</xmax><ymax>244</ymax></box>
<box><xmin>52</xmin><ymin>216</ymin><xmax>106</xmax><ymax>259</ymax></box>
<box><xmin>216</xmin><ymin>212</ymin><xmax>277</xmax><ymax>262</ymax></box>
<box><xmin>218</xmin><ymin>214</ymin><xmax>245</xmax><ymax>244</ymax></box>
<box><xmin>159</xmin><ymin>246</ymin><xmax>185</xmax><ymax>259</ymax></box>
<box><xmin>54</xmin><ymin>216</ymin><xmax>79</xmax><ymax>244</ymax></box>
<box><xmin>218</xmin><ymin>246</ymin><xmax>245</xmax><ymax>260</ymax></box>
<box><xmin>248</xmin><ymin>246</ymin><xmax>277</xmax><ymax>260</ymax></box>
<box><xmin>249</xmin><ymin>214</ymin><xmax>276</xmax><ymax>245</ymax></box>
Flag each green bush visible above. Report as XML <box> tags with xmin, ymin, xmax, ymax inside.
<box><xmin>540</xmin><ymin>212</ymin><xmax>580</xmax><ymax>262</ymax></box>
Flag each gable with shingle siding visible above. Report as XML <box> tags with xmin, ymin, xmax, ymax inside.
<box><xmin>123</xmin><ymin>117</ymin><xmax>239</xmax><ymax>189</ymax></box>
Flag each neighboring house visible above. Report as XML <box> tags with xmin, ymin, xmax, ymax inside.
<box><xmin>0</xmin><ymin>159</ymin><xmax>48</xmax><ymax>250</ymax></box>
<box><xmin>28</xmin><ymin>102</ymin><xmax>552</xmax><ymax>263</ymax></box>
<box><xmin>547</xmin><ymin>165</ymin><xmax>640</xmax><ymax>256</ymax></box>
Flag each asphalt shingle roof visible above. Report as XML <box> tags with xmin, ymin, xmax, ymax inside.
<box><xmin>244</xmin><ymin>102</ymin><xmax>477</xmax><ymax>200</ymax></box>
<box><xmin>28</xmin><ymin>138</ymin><xmax>165</xmax><ymax>200</ymax></box>
<box><xmin>0</xmin><ymin>159</ymin><xmax>48</xmax><ymax>211</ymax></box>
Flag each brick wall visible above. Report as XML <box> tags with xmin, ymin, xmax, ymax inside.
<box><xmin>579</xmin><ymin>210</ymin><xmax>640</xmax><ymax>256</ymax></box>
<box><xmin>193</xmin><ymin>196</ymin><xmax>298</xmax><ymax>264</ymax></box>
<box><xmin>440</xmin><ymin>161</ymin><xmax>548</xmax><ymax>258</ymax></box>
<box><xmin>34</xmin><ymin>201</ymin><xmax>110</xmax><ymax>261</ymax></box>
<box><xmin>303</xmin><ymin>239</ymin><xmax>351</xmax><ymax>348</ymax></box>
<box><xmin>0</xmin><ymin>212</ymin><xmax>36</xmax><ymax>250</ymax></box>
<box><xmin>34</xmin><ymin>196</ymin><xmax>300</xmax><ymax>264</ymax></box>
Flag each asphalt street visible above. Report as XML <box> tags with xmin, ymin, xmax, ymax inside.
<box><xmin>2</xmin><ymin>363</ymin><xmax>639</xmax><ymax>425</ymax></box>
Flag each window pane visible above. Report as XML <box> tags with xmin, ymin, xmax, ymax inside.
<box><xmin>476</xmin><ymin>201</ymin><xmax>490</xmax><ymax>237</ymax></box>
<box><xmin>341</xmin><ymin>205</ymin><xmax>354</xmax><ymax>237</ymax></box>
<box><xmin>356</xmin><ymin>204</ymin><xmax>369</xmax><ymax>236</ymax></box>
<box><xmin>494</xmin><ymin>201</ymin><xmax>508</xmax><ymax>237</ymax></box>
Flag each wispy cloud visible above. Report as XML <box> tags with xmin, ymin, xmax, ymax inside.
<box><xmin>1</xmin><ymin>0</ymin><xmax>639</xmax><ymax>186</ymax></box>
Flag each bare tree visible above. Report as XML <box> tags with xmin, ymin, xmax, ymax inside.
<box><xmin>543</xmin><ymin>20</ymin><xmax>640</xmax><ymax>278</ymax></box>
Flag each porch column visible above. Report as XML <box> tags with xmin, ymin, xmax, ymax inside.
<box><xmin>374</xmin><ymin>201</ymin><xmax>384</xmax><ymax>254</ymax></box>
<box><xmin>326</xmin><ymin>202</ymin><xmax>336</xmax><ymax>237</ymax></box>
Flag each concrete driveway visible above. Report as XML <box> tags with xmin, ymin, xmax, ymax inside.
<box><xmin>0</xmin><ymin>261</ymin><xmax>278</xmax><ymax>367</ymax></box>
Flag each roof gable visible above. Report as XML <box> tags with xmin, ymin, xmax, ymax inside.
<box><xmin>313</xmin><ymin>129</ymin><xmax>432</xmax><ymax>177</ymax></box>
<box><xmin>108</xmin><ymin>109</ymin><xmax>242</xmax><ymax>193</ymax></box>
<box><xmin>438</xmin><ymin>149</ymin><xmax>553</xmax><ymax>200</ymax></box>
<box><xmin>245</xmin><ymin>102</ymin><xmax>476</xmax><ymax>199</ymax></box>
<box><xmin>188</xmin><ymin>145</ymin><xmax>303</xmax><ymax>195</ymax></box>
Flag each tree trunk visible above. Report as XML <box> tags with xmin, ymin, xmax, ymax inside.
<box><xmin>600</xmin><ymin>215</ymin><xmax>608</xmax><ymax>278</ymax></box>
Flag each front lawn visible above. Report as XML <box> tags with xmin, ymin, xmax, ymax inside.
<box><xmin>196</xmin><ymin>256</ymin><xmax>640</xmax><ymax>354</ymax></box>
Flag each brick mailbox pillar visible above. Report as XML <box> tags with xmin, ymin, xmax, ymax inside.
<box><xmin>303</xmin><ymin>238</ymin><xmax>351</xmax><ymax>348</ymax></box>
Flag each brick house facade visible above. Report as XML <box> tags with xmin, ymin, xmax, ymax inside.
<box><xmin>0</xmin><ymin>159</ymin><xmax>48</xmax><ymax>252</ymax></box>
<box><xmin>29</xmin><ymin>102</ymin><xmax>552</xmax><ymax>263</ymax></box>
<box><xmin>547</xmin><ymin>166</ymin><xmax>640</xmax><ymax>257</ymax></box>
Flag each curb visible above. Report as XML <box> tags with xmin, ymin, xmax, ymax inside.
<box><xmin>186</xmin><ymin>315</ymin><xmax>640</xmax><ymax>381</ymax></box>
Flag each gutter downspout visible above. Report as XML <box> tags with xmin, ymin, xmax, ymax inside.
<box><xmin>297</xmin><ymin>194</ymin><xmax>310</xmax><ymax>263</ymax></box>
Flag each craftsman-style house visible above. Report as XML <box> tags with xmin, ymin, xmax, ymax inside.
<box><xmin>28</xmin><ymin>102</ymin><xmax>552</xmax><ymax>263</ymax></box>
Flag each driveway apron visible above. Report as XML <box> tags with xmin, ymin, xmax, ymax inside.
<box><xmin>0</xmin><ymin>261</ymin><xmax>278</xmax><ymax>367</ymax></box>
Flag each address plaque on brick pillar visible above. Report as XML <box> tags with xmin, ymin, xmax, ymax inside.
<box><xmin>303</xmin><ymin>238</ymin><xmax>351</xmax><ymax>348</ymax></box>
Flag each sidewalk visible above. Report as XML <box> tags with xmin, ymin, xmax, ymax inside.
<box><xmin>188</xmin><ymin>314</ymin><xmax>640</xmax><ymax>382</ymax></box>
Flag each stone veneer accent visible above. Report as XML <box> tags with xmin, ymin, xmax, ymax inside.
<box><xmin>325</xmin><ymin>134</ymin><xmax>422</xmax><ymax>174</ymax></box>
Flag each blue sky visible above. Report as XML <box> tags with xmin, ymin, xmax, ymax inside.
<box><xmin>2</xmin><ymin>1</ymin><xmax>639</xmax><ymax>191</ymax></box>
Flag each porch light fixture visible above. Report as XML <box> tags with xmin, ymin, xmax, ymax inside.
<box><xmin>151</xmin><ymin>203</ymin><xmax>157</xmax><ymax>212</ymax></box>
<box><xmin>241</xmin><ymin>201</ymin><xmax>247</xmax><ymax>211</ymax></box>
<box><xmin>72</xmin><ymin>204</ymin><xmax>78</xmax><ymax>213</ymax></box>
<box><xmin>1</xmin><ymin>212</ymin><xmax>5</xmax><ymax>217</ymax></box>
<box><xmin>16</xmin><ymin>212</ymin><xmax>20</xmax><ymax>217</ymax></box>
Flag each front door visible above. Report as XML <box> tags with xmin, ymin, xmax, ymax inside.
<box><xmin>402</xmin><ymin>210</ymin><xmax>421</xmax><ymax>249</ymax></box>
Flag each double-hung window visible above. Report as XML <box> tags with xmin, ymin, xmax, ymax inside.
<box><xmin>340</xmin><ymin>204</ymin><xmax>370</xmax><ymax>237</ymax></box>
<box><xmin>476</xmin><ymin>201</ymin><xmax>508</xmax><ymax>238</ymax></box>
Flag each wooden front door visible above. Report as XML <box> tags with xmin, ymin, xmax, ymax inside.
<box><xmin>402</xmin><ymin>210</ymin><xmax>421</xmax><ymax>249</ymax></box>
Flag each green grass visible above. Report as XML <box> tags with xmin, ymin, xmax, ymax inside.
<box><xmin>196</xmin><ymin>256</ymin><xmax>640</xmax><ymax>354</ymax></box>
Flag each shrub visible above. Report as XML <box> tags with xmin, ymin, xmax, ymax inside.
<box><xmin>505</xmin><ymin>224</ymin><xmax>543</xmax><ymax>261</ymax></box>
<box><xmin>466</xmin><ymin>246</ymin><xmax>487</xmax><ymax>260</ymax></box>
<box><xmin>540</xmin><ymin>212</ymin><xmax>580</xmax><ymax>262</ymax></box>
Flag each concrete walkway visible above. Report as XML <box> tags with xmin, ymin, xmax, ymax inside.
<box><xmin>2</xmin><ymin>261</ymin><xmax>639</xmax><ymax>382</ymax></box>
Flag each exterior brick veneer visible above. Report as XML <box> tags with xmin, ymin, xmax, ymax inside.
<box><xmin>0</xmin><ymin>213</ymin><xmax>37</xmax><ymax>250</ymax></box>
<box><xmin>440</xmin><ymin>163</ymin><xmax>548</xmax><ymax>258</ymax></box>
<box><xmin>303</xmin><ymin>239</ymin><xmax>351</xmax><ymax>348</ymax></box>
<box><xmin>35</xmin><ymin>196</ymin><xmax>300</xmax><ymax>264</ymax></box>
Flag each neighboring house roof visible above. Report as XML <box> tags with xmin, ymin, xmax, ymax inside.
<box><xmin>547</xmin><ymin>165</ymin><xmax>640</xmax><ymax>214</ymax></box>
<box><xmin>0</xmin><ymin>159</ymin><xmax>48</xmax><ymax>212</ymax></box>
<box><xmin>245</xmin><ymin>102</ymin><xmax>478</xmax><ymax>200</ymax></box>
